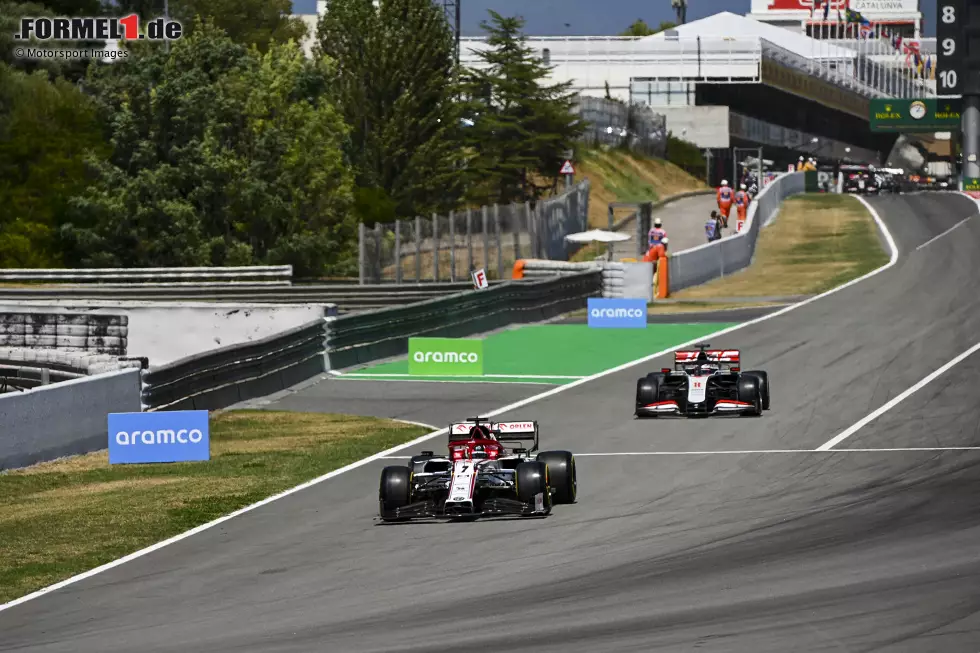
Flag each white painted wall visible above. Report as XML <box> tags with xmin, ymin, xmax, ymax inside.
<box><xmin>655</xmin><ymin>106</ymin><xmax>731</xmax><ymax>149</ymax></box>
<box><xmin>0</xmin><ymin>302</ymin><xmax>331</xmax><ymax>368</ymax></box>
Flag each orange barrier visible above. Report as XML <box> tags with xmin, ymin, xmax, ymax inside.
<box><xmin>512</xmin><ymin>259</ymin><xmax>525</xmax><ymax>280</ymax></box>
<box><xmin>656</xmin><ymin>255</ymin><xmax>669</xmax><ymax>299</ymax></box>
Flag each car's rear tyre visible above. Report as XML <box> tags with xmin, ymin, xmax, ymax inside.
<box><xmin>379</xmin><ymin>466</ymin><xmax>412</xmax><ymax>520</ymax></box>
<box><xmin>536</xmin><ymin>450</ymin><xmax>576</xmax><ymax>504</ymax></box>
<box><xmin>736</xmin><ymin>375</ymin><xmax>763</xmax><ymax>417</ymax></box>
<box><xmin>515</xmin><ymin>461</ymin><xmax>552</xmax><ymax>513</ymax></box>
<box><xmin>744</xmin><ymin>370</ymin><xmax>770</xmax><ymax>410</ymax></box>
<box><xmin>636</xmin><ymin>372</ymin><xmax>664</xmax><ymax>414</ymax></box>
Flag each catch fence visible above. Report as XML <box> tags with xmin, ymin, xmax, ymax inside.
<box><xmin>358</xmin><ymin>180</ymin><xmax>590</xmax><ymax>284</ymax></box>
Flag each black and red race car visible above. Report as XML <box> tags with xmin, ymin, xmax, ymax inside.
<box><xmin>635</xmin><ymin>344</ymin><xmax>770</xmax><ymax>417</ymax></box>
<box><xmin>378</xmin><ymin>417</ymin><xmax>577</xmax><ymax>522</ymax></box>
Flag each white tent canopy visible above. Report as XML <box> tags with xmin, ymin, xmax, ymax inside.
<box><xmin>647</xmin><ymin>11</ymin><xmax>856</xmax><ymax>61</ymax></box>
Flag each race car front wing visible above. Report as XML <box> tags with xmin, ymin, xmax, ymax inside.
<box><xmin>636</xmin><ymin>399</ymin><xmax>755</xmax><ymax>416</ymax></box>
<box><xmin>380</xmin><ymin>495</ymin><xmax>549</xmax><ymax>521</ymax></box>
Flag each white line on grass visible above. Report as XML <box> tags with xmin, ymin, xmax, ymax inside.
<box><xmin>817</xmin><ymin>341</ymin><xmax>980</xmax><ymax>451</ymax></box>
<box><xmin>333</xmin><ymin>378</ymin><xmax>562</xmax><ymax>386</ymax></box>
<box><xmin>338</xmin><ymin>373</ymin><xmax>586</xmax><ymax>379</ymax></box>
<box><xmin>0</xmin><ymin>196</ymin><xmax>898</xmax><ymax>614</ymax></box>
<box><xmin>915</xmin><ymin>215</ymin><xmax>973</xmax><ymax>251</ymax></box>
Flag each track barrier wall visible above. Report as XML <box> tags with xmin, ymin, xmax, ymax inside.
<box><xmin>666</xmin><ymin>172</ymin><xmax>805</xmax><ymax>293</ymax></box>
<box><xmin>0</xmin><ymin>368</ymin><xmax>142</xmax><ymax>470</ymax></box>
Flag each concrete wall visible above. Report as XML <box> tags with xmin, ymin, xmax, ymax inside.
<box><xmin>0</xmin><ymin>302</ymin><xmax>331</xmax><ymax>368</ymax></box>
<box><xmin>0</xmin><ymin>368</ymin><xmax>142</xmax><ymax>470</ymax></box>
<box><xmin>655</xmin><ymin>106</ymin><xmax>731</xmax><ymax>148</ymax></box>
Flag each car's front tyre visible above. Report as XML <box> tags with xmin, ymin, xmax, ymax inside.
<box><xmin>537</xmin><ymin>450</ymin><xmax>577</xmax><ymax>504</ymax></box>
<box><xmin>379</xmin><ymin>466</ymin><xmax>412</xmax><ymax>521</ymax></box>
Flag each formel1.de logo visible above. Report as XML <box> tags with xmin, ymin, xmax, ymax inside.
<box><xmin>15</xmin><ymin>14</ymin><xmax>182</xmax><ymax>42</ymax></box>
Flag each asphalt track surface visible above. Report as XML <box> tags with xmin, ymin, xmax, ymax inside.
<box><xmin>610</xmin><ymin>194</ymin><xmax>719</xmax><ymax>259</ymax></box>
<box><xmin>4</xmin><ymin>193</ymin><xmax>980</xmax><ymax>651</ymax></box>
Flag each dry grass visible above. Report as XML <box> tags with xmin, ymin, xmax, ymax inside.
<box><xmin>672</xmin><ymin>194</ymin><xmax>888</xmax><ymax>299</ymax></box>
<box><xmin>648</xmin><ymin>301</ymin><xmax>786</xmax><ymax>314</ymax></box>
<box><xmin>0</xmin><ymin>411</ymin><xmax>428</xmax><ymax>603</ymax></box>
<box><xmin>578</xmin><ymin>148</ymin><xmax>709</xmax><ymax>228</ymax></box>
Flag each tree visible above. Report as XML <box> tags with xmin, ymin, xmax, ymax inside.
<box><xmin>461</xmin><ymin>11</ymin><xmax>583</xmax><ymax>204</ymax></box>
<box><xmin>109</xmin><ymin>0</ymin><xmax>308</xmax><ymax>52</ymax></box>
<box><xmin>0</xmin><ymin>64</ymin><xmax>108</xmax><ymax>267</ymax></box>
<box><xmin>63</xmin><ymin>20</ymin><xmax>356</xmax><ymax>275</ymax></box>
<box><xmin>317</xmin><ymin>0</ymin><xmax>465</xmax><ymax>221</ymax></box>
<box><xmin>620</xmin><ymin>18</ymin><xmax>677</xmax><ymax>36</ymax></box>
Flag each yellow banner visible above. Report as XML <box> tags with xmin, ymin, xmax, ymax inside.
<box><xmin>761</xmin><ymin>58</ymin><xmax>870</xmax><ymax>120</ymax></box>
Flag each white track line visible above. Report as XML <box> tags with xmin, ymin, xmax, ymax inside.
<box><xmin>382</xmin><ymin>447</ymin><xmax>980</xmax><ymax>459</ymax></box>
<box><xmin>817</xmin><ymin>341</ymin><xmax>980</xmax><ymax>451</ymax></box>
<box><xmin>0</xmin><ymin>195</ymin><xmax>897</xmax><ymax>614</ymax></box>
<box><xmin>915</xmin><ymin>215</ymin><xmax>973</xmax><ymax>251</ymax></box>
<box><xmin>338</xmin><ymin>373</ymin><xmax>586</xmax><ymax>379</ymax></box>
<box><xmin>333</xmin><ymin>378</ymin><xmax>561</xmax><ymax>385</ymax></box>
<box><xmin>390</xmin><ymin>419</ymin><xmax>439</xmax><ymax>431</ymax></box>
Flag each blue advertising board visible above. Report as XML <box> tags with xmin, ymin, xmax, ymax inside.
<box><xmin>108</xmin><ymin>410</ymin><xmax>210</xmax><ymax>464</ymax></box>
<box><xmin>587</xmin><ymin>297</ymin><xmax>647</xmax><ymax>329</ymax></box>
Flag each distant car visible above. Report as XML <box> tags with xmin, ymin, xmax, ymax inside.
<box><xmin>378</xmin><ymin>417</ymin><xmax>577</xmax><ymax>521</ymax></box>
<box><xmin>635</xmin><ymin>344</ymin><xmax>770</xmax><ymax>417</ymax></box>
<box><xmin>841</xmin><ymin>165</ymin><xmax>877</xmax><ymax>195</ymax></box>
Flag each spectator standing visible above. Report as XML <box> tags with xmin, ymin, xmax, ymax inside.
<box><xmin>648</xmin><ymin>217</ymin><xmax>666</xmax><ymax>248</ymax></box>
<box><xmin>796</xmin><ymin>156</ymin><xmax>805</xmax><ymax>171</ymax></box>
<box><xmin>716</xmin><ymin>179</ymin><xmax>733</xmax><ymax>228</ymax></box>
<box><xmin>705</xmin><ymin>211</ymin><xmax>722</xmax><ymax>243</ymax></box>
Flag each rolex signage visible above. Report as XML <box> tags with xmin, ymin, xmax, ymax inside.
<box><xmin>869</xmin><ymin>98</ymin><xmax>962</xmax><ymax>133</ymax></box>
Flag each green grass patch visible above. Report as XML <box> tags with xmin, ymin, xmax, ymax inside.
<box><xmin>349</xmin><ymin>323</ymin><xmax>737</xmax><ymax>380</ymax></box>
<box><xmin>0</xmin><ymin>411</ymin><xmax>428</xmax><ymax>604</ymax></box>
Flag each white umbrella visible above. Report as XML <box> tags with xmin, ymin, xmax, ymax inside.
<box><xmin>565</xmin><ymin>229</ymin><xmax>631</xmax><ymax>261</ymax></box>
<box><xmin>564</xmin><ymin>229</ymin><xmax>631</xmax><ymax>243</ymax></box>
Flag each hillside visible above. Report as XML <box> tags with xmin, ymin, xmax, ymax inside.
<box><xmin>576</xmin><ymin>147</ymin><xmax>709</xmax><ymax>229</ymax></box>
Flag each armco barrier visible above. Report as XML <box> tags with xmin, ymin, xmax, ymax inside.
<box><xmin>325</xmin><ymin>271</ymin><xmax>601</xmax><ymax>369</ymax></box>
<box><xmin>0</xmin><ymin>368</ymin><xmax>142</xmax><ymax>470</ymax></box>
<box><xmin>0</xmin><ymin>265</ymin><xmax>292</xmax><ymax>283</ymax></box>
<box><xmin>0</xmin><ymin>282</ymin><xmax>496</xmax><ymax>313</ymax></box>
<box><xmin>666</xmin><ymin>172</ymin><xmax>806</xmax><ymax>293</ymax></box>
<box><xmin>137</xmin><ymin>271</ymin><xmax>601</xmax><ymax>411</ymax></box>
<box><xmin>0</xmin><ymin>311</ymin><xmax>128</xmax><ymax>354</ymax></box>
<box><xmin>141</xmin><ymin>319</ymin><xmax>328</xmax><ymax>411</ymax></box>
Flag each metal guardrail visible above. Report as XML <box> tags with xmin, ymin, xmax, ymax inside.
<box><xmin>139</xmin><ymin>271</ymin><xmax>602</xmax><ymax>411</ymax></box>
<box><xmin>0</xmin><ymin>265</ymin><xmax>293</xmax><ymax>283</ymax></box>
<box><xmin>0</xmin><ymin>282</ymin><xmax>496</xmax><ymax>313</ymax></box>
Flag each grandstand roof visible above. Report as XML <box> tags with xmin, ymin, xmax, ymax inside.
<box><xmin>646</xmin><ymin>11</ymin><xmax>856</xmax><ymax>61</ymax></box>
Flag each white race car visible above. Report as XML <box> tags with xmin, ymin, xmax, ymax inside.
<box><xmin>635</xmin><ymin>344</ymin><xmax>770</xmax><ymax>417</ymax></box>
<box><xmin>378</xmin><ymin>417</ymin><xmax>577</xmax><ymax>521</ymax></box>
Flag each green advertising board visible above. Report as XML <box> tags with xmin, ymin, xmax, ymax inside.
<box><xmin>964</xmin><ymin>178</ymin><xmax>980</xmax><ymax>192</ymax></box>
<box><xmin>869</xmin><ymin>98</ymin><xmax>962</xmax><ymax>133</ymax></box>
<box><xmin>408</xmin><ymin>337</ymin><xmax>484</xmax><ymax>376</ymax></box>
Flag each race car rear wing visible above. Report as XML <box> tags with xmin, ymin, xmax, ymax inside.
<box><xmin>447</xmin><ymin>418</ymin><xmax>539</xmax><ymax>451</ymax></box>
<box><xmin>673</xmin><ymin>349</ymin><xmax>741</xmax><ymax>371</ymax></box>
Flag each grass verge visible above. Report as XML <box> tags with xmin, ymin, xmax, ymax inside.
<box><xmin>673</xmin><ymin>194</ymin><xmax>889</xmax><ymax>299</ymax></box>
<box><xmin>0</xmin><ymin>411</ymin><xmax>429</xmax><ymax>604</ymax></box>
<box><xmin>578</xmin><ymin>147</ymin><xmax>709</xmax><ymax>228</ymax></box>
<box><xmin>647</xmin><ymin>301</ymin><xmax>787</xmax><ymax>314</ymax></box>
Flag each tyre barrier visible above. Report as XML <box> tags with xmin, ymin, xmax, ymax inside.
<box><xmin>0</xmin><ymin>311</ymin><xmax>128</xmax><ymax>354</ymax></box>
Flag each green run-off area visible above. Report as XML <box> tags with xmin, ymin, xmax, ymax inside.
<box><xmin>340</xmin><ymin>323</ymin><xmax>737</xmax><ymax>384</ymax></box>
